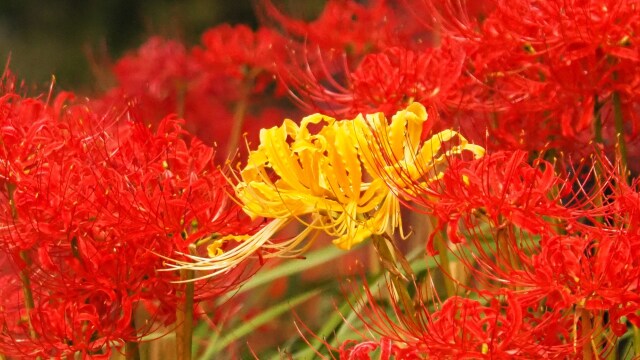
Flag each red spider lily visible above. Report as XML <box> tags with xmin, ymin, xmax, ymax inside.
<box><xmin>434</xmin><ymin>157</ymin><xmax>638</xmax><ymax>305</ymax></box>
<box><xmin>0</xmin><ymin>84</ymin><xmax>258</xmax><ymax>358</ymax></box>
<box><xmin>267</xmin><ymin>0</ymin><xmax>447</xmax><ymax>119</ymax></box>
<box><xmin>282</xmin><ymin>0</ymin><xmax>640</xmax><ymax>153</ymax></box>
<box><xmin>422</xmin><ymin>0</ymin><xmax>640</xmax><ymax>89</ymax></box>
<box><xmin>191</xmin><ymin>24</ymin><xmax>292</xmax><ymax>154</ymax></box>
<box><xmin>102</xmin><ymin>24</ymin><xmax>293</xmax><ymax>163</ymax></box>
<box><xmin>376</xmin><ymin>144</ymin><xmax>639</xmax><ymax>311</ymax></box>
<box><xmin>418</xmin><ymin>0</ymin><xmax>640</xmax><ymax>153</ymax></box>
<box><xmin>448</xmin><ymin>203</ymin><xmax>640</xmax><ymax>342</ymax></box>
<box><xmin>348</xmin><ymin>45</ymin><xmax>464</xmax><ymax>115</ymax></box>
<box><xmin>320</xmin><ymin>280</ymin><xmax>578</xmax><ymax>359</ymax></box>
<box><xmin>109</xmin><ymin>37</ymin><xmax>198</xmax><ymax>122</ymax></box>
<box><xmin>372</xmin><ymin>150</ymin><xmax>573</xmax><ymax>253</ymax></box>
<box><xmin>194</xmin><ymin>24</ymin><xmax>286</xmax><ymax>85</ymax></box>
<box><xmin>0</xmin><ymin>90</ymin><xmax>145</xmax><ymax>357</ymax></box>
<box><xmin>513</xmin><ymin>230</ymin><xmax>640</xmax><ymax>315</ymax></box>
<box><xmin>260</xmin><ymin>0</ymin><xmax>426</xmax><ymax>55</ymax></box>
<box><xmin>380</xmin><ymin>147</ymin><xmax>639</xmax><ymax>347</ymax></box>
<box><xmin>284</xmin><ymin>44</ymin><xmax>466</xmax><ymax>118</ymax></box>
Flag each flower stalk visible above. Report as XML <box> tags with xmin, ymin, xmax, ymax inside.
<box><xmin>125</xmin><ymin>318</ymin><xmax>141</xmax><ymax>360</ymax></box>
<box><xmin>226</xmin><ymin>68</ymin><xmax>260</xmax><ymax>160</ymax></box>
<box><xmin>580</xmin><ymin>307</ymin><xmax>594</xmax><ymax>360</ymax></box>
<box><xmin>593</xmin><ymin>97</ymin><xmax>603</xmax><ymax>145</ymax></box>
<box><xmin>176</xmin><ymin>268</ymin><xmax>195</xmax><ymax>360</ymax></box>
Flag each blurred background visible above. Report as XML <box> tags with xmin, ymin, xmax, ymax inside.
<box><xmin>0</xmin><ymin>0</ymin><xmax>321</xmax><ymax>91</ymax></box>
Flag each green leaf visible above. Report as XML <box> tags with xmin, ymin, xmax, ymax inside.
<box><xmin>200</xmin><ymin>288</ymin><xmax>323</xmax><ymax>359</ymax></box>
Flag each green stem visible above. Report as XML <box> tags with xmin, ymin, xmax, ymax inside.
<box><xmin>176</xmin><ymin>269</ymin><xmax>194</xmax><ymax>360</ymax></box>
<box><xmin>125</xmin><ymin>341</ymin><xmax>141</xmax><ymax>360</ymax></box>
<box><xmin>225</xmin><ymin>69</ymin><xmax>260</xmax><ymax>160</ymax></box>
<box><xmin>125</xmin><ymin>317</ymin><xmax>141</xmax><ymax>360</ymax></box>
<box><xmin>226</xmin><ymin>90</ymin><xmax>248</xmax><ymax>160</ymax></box>
<box><xmin>593</xmin><ymin>96</ymin><xmax>603</xmax><ymax>144</ymax></box>
<box><xmin>581</xmin><ymin>308</ymin><xmax>594</xmax><ymax>360</ymax></box>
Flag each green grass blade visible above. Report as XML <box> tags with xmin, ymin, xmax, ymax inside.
<box><xmin>228</xmin><ymin>246</ymin><xmax>346</xmax><ymax>299</ymax></box>
<box><xmin>200</xmin><ymin>288</ymin><xmax>323</xmax><ymax>359</ymax></box>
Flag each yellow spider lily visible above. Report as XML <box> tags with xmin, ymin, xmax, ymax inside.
<box><xmin>167</xmin><ymin>103</ymin><xmax>484</xmax><ymax>277</ymax></box>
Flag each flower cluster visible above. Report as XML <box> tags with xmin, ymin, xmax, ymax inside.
<box><xmin>0</xmin><ymin>75</ymin><xmax>256</xmax><ymax>358</ymax></box>
<box><xmin>3</xmin><ymin>0</ymin><xmax>640</xmax><ymax>358</ymax></box>
<box><xmin>101</xmin><ymin>24</ymin><xmax>291</xmax><ymax>163</ymax></box>
<box><xmin>266</xmin><ymin>0</ymin><xmax>640</xmax><ymax>358</ymax></box>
